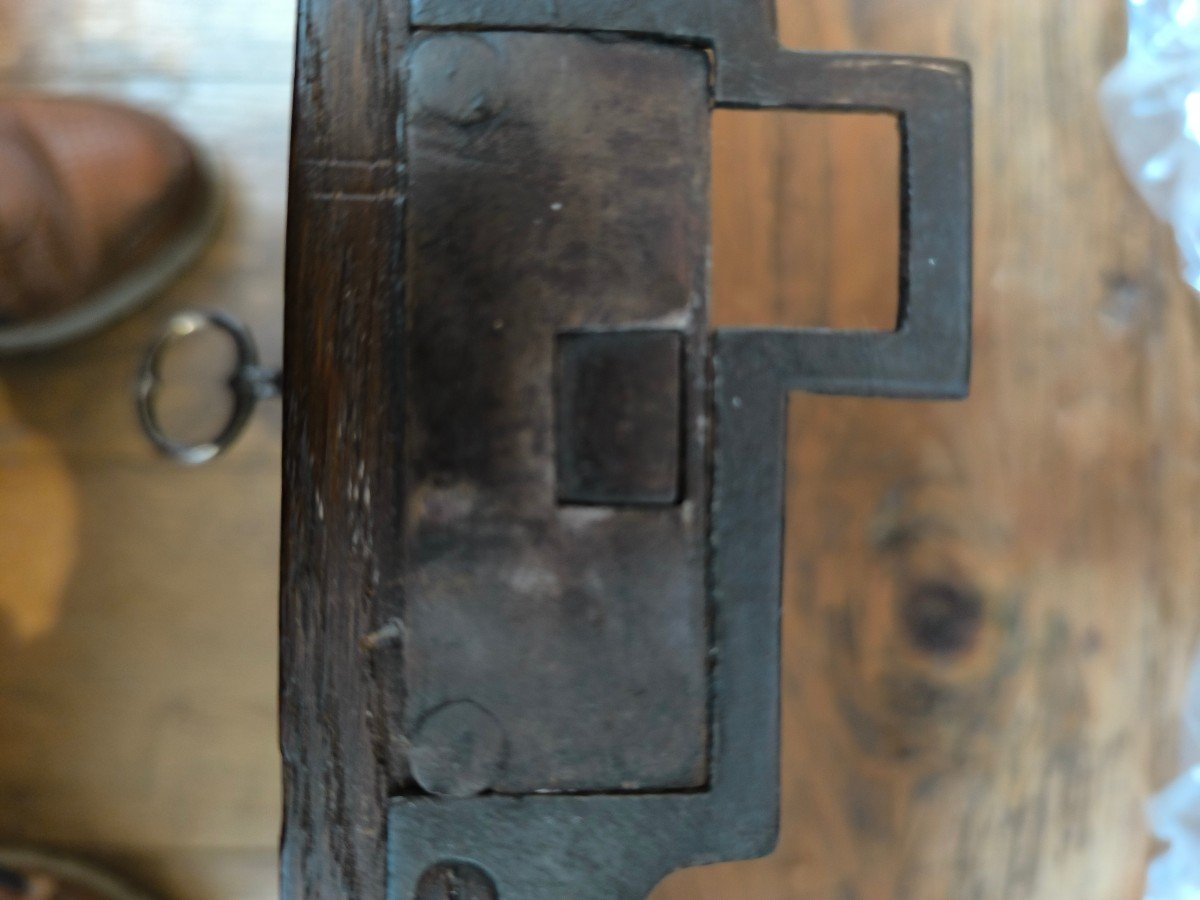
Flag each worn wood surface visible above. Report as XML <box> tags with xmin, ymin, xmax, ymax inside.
<box><xmin>661</xmin><ymin>1</ymin><xmax>1193</xmax><ymax>898</ymax></box>
<box><xmin>0</xmin><ymin>0</ymin><xmax>1193</xmax><ymax>898</ymax></box>
<box><xmin>280</xmin><ymin>0</ymin><xmax>408</xmax><ymax>896</ymax></box>
<box><xmin>0</xmin><ymin>1</ymin><xmax>291</xmax><ymax>898</ymax></box>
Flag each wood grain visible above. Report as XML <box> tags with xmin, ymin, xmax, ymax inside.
<box><xmin>658</xmin><ymin>0</ymin><xmax>1193</xmax><ymax>897</ymax></box>
<box><xmin>280</xmin><ymin>1</ymin><xmax>408</xmax><ymax>896</ymax></box>
<box><xmin>0</xmin><ymin>0</ymin><xmax>1193</xmax><ymax>898</ymax></box>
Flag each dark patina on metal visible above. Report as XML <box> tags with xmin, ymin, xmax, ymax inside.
<box><xmin>281</xmin><ymin>0</ymin><xmax>972</xmax><ymax>897</ymax></box>
<box><xmin>399</xmin><ymin>32</ymin><xmax>712</xmax><ymax>803</ymax></box>
<box><xmin>556</xmin><ymin>329</ymin><xmax>685</xmax><ymax>507</ymax></box>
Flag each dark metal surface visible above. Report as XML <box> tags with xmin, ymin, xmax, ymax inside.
<box><xmin>412</xmin><ymin>0</ymin><xmax>973</xmax><ymax>403</ymax></box>
<box><xmin>415</xmin><ymin>862</ymin><xmax>499</xmax><ymax>900</ymax></box>
<box><xmin>398</xmin><ymin>31</ymin><xmax>712</xmax><ymax>798</ymax></box>
<box><xmin>282</xmin><ymin>0</ymin><xmax>972</xmax><ymax>895</ymax></box>
<box><xmin>555</xmin><ymin>330</ymin><xmax>684</xmax><ymax>506</ymax></box>
<box><xmin>387</xmin><ymin>343</ymin><xmax>787</xmax><ymax>899</ymax></box>
<box><xmin>387</xmin><ymin>11</ymin><xmax>969</xmax><ymax>900</ymax></box>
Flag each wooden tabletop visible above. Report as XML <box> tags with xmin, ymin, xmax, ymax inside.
<box><xmin>0</xmin><ymin>1</ymin><xmax>1188</xmax><ymax>898</ymax></box>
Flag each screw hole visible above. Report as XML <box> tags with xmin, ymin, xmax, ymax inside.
<box><xmin>415</xmin><ymin>861</ymin><xmax>498</xmax><ymax>900</ymax></box>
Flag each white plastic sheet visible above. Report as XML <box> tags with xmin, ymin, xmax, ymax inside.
<box><xmin>1146</xmin><ymin>658</ymin><xmax>1200</xmax><ymax>899</ymax></box>
<box><xmin>1103</xmin><ymin>6</ymin><xmax>1200</xmax><ymax>897</ymax></box>
<box><xmin>1102</xmin><ymin>0</ymin><xmax>1200</xmax><ymax>291</ymax></box>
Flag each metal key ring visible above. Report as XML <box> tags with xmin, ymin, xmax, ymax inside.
<box><xmin>136</xmin><ymin>310</ymin><xmax>280</xmax><ymax>466</ymax></box>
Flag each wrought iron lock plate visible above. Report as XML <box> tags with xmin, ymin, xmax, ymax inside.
<box><xmin>281</xmin><ymin>2</ymin><xmax>971</xmax><ymax>898</ymax></box>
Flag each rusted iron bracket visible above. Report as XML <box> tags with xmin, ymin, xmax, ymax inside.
<box><xmin>283</xmin><ymin>2</ymin><xmax>971</xmax><ymax>898</ymax></box>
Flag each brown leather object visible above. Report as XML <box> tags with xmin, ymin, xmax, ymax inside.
<box><xmin>0</xmin><ymin>851</ymin><xmax>151</xmax><ymax>900</ymax></box>
<box><xmin>0</xmin><ymin>868</ymin><xmax>109</xmax><ymax>900</ymax></box>
<box><xmin>0</xmin><ymin>95</ymin><xmax>218</xmax><ymax>344</ymax></box>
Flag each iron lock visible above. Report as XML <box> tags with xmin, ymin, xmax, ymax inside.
<box><xmin>144</xmin><ymin>1</ymin><xmax>974</xmax><ymax>896</ymax></box>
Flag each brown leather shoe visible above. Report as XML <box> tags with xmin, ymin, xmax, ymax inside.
<box><xmin>0</xmin><ymin>95</ymin><xmax>220</xmax><ymax>354</ymax></box>
<box><xmin>0</xmin><ymin>850</ymin><xmax>152</xmax><ymax>900</ymax></box>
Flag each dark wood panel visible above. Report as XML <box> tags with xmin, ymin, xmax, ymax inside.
<box><xmin>280</xmin><ymin>0</ymin><xmax>408</xmax><ymax>896</ymax></box>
